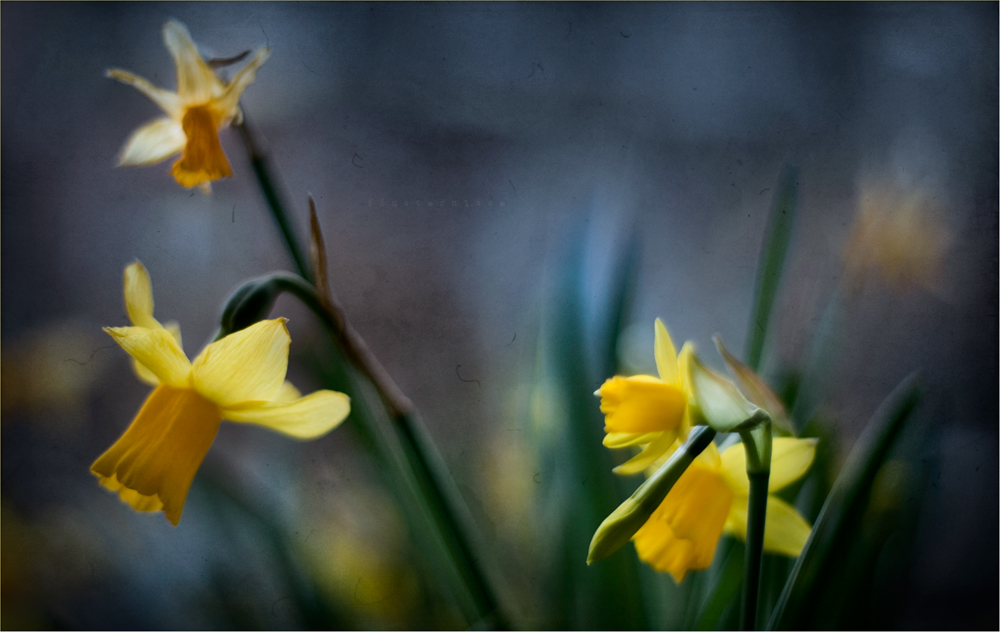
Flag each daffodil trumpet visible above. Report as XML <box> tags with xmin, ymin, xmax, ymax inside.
<box><xmin>106</xmin><ymin>20</ymin><xmax>270</xmax><ymax>192</ymax></box>
<box><xmin>91</xmin><ymin>262</ymin><xmax>350</xmax><ymax>525</ymax></box>
<box><xmin>595</xmin><ymin>319</ymin><xmax>699</xmax><ymax>476</ymax></box>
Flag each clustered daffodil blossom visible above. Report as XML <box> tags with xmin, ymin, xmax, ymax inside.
<box><xmin>107</xmin><ymin>20</ymin><xmax>270</xmax><ymax>192</ymax></box>
<box><xmin>595</xmin><ymin>319</ymin><xmax>697</xmax><ymax>475</ymax></box>
<box><xmin>593</xmin><ymin>319</ymin><xmax>816</xmax><ymax>581</ymax></box>
<box><xmin>92</xmin><ymin>262</ymin><xmax>350</xmax><ymax>525</ymax></box>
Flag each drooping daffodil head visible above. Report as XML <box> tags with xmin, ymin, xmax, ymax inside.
<box><xmin>92</xmin><ymin>261</ymin><xmax>349</xmax><ymax>525</ymax></box>
<box><xmin>106</xmin><ymin>20</ymin><xmax>270</xmax><ymax>192</ymax></box>
<box><xmin>633</xmin><ymin>436</ymin><xmax>816</xmax><ymax>582</ymax></box>
<box><xmin>596</xmin><ymin>319</ymin><xmax>698</xmax><ymax>474</ymax></box>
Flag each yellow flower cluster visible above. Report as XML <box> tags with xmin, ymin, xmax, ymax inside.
<box><xmin>595</xmin><ymin>319</ymin><xmax>815</xmax><ymax>582</ymax></box>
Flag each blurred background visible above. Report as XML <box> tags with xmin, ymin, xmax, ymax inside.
<box><xmin>2</xmin><ymin>2</ymin><xmax>996</xmax><ymax>629</ymax></box>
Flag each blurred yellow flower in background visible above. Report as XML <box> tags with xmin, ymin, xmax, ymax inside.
<box><xmin>92</xmin><ymin>262</ymin><xmax>349</xmax><ymax>525</ymax></box>
<box><xmin>634</xmin><ymin>437</ymin><xmax>816</xmax><ymax>582</ymax></box>
<box><xmin>1</xmin><ymin>322</ymin><xmax>108</xmax><ymax>429</ymax></box>
<box><xmin>106</xmin><ymin>20</ymin><xmax>270</xmax><ymax>192</ymax></box>
<box><xmin>596</xmin><ymin>319</ymin><xmax>696</xmax><ymax>475</ymax></box>
<box><xmin>842</xmin><ymin>180</ymin><xmax>952</xmax><ymax>293</ymax></box>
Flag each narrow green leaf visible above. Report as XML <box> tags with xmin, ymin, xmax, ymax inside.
<box><xmin>544</xmin><ymin>218</ymin><xmax>647</xmax><ymax>629</ymax></box>
<box><xmin>766</xmin><ymin>373</ymin><xmax>921</xmax><ymax>630</ymax></box>
<box><xmin>745</xmin><ymin>166</ymin><xmax>797</xmax><ymax>372</ymax></box>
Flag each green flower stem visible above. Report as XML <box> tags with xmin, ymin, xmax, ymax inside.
<box><xmin>236</xmin><ymin>115</ymin><xmax>311</xmax><ymax>282</ymax></box>
<box><xmin>739</xmin><ymin>423</ymin><xmax>773</xmax><ymax>631</ymax></box>
<box><xmin>741</xmin><ymin>470</ymin><xmax>770</xmax><ymax>630</ymax></box>
<box><xmin>218</xmin><ymin>272</ymin><xmax>506</xmax><ymax>628</ymax></box>
<box><xmin>234</xmin><ymin>117</ymin><xmax>505</xmax><ymax>625</ymax></box>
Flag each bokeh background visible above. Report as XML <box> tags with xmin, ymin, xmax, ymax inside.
<box><xmin>2</xmin><ymin>2</ymin><xmax>996</xmax><ymax>629</ymax></box>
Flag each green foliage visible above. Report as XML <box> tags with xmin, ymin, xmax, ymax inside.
<box><xmin>767</xmin><ymin>374</ymin><xmax>922</xmax><ymax>630</ymax></box>
<box><xmin>744</xmin><ymin>166</ymin><xmax>797</xmax><ymax>372</ymax></box>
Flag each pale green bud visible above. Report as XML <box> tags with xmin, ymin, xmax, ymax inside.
<box><xmin>686</xmin><ymin>351</ymin><xmax>770</xmax><ymax>433</ymax></box>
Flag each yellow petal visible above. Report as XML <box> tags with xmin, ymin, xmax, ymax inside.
<box><xmin>719</xmin><ymin>438</ymin><xmax>817</xmax><ymax>495</ymax></box>
<box><xmin>131</xmin><ymin>322</ymin><xmax>183</xmax><ymax>386</ymax></box>
<box><xmin>654</xmin><ymin>319</ymin><xmax>679</xmax><ymax>386</ymax></box>
<box><xmin>162</xmin><ymin>20</ymin><xmax>223</xmax><ymax>102</ymax></box>
<box><xmin>105</xmin><ymin>68</ymin><xmax>183</xmax><ymax>118</ymax></box>
<box><xmin>117</xmin><ymin>118</ymin><xmax>187</xmax><ymax>167</ymax></box>
<box><xmin>169</xmin><ymin>105</ymin><xmax>233</xmax><ymax>188</ymax></box>
<box><xmin>105</xmin><ymin>326</ymin><xmax>191</xmax><ymax>388</ymax></box>
<box><xmin>274</xmin><ymin>380</ymin><xmax>302</xmax><ymax>403</ymax></box>
<box><xmin>597</xmin><ymin>375</ymin><xmax>686</xmax><ymax>434</ymax></box>
<box><xmin>191</xmin><ymin>319</ymin><xmax>289</xmax><ymax>407</ymax></box>
<box><xmin>632</xmin><ymin>462</ymin><xmax>733</xmax><ymax>581</ymax></box>
<box><xmin>613</xmin><ymin>431</ymin><xmax>678</xmax><ymax>475</ymax></box>
<box><xmin>603</xmin><ymin>431</ymin><xmax>662</xmax><ymax>448</ymax></box>
<box><xmin>212</xmin><ymin>48</ymin><xmax>272</xmax><ymax>116</ymax></box>
<box><xmin>677</xmin><ymin>341</ymin><xmax>695</xmax><ymax>398</ymax></box>
<box><xmin>123</xmin><ymin>261</ymin><xmax>160</xmax><ymax>329</ymax></box>
<box><xmin>223</xmin><ymin>390</ymin><xmax>350</xmax><ymax>440</ymax></box>
<box><xmin>725</xmin><ymin>495</ymin><xmax>812</xmax><ymax>557</ymax></box>
<box><xmin>91</xmin><ymin>384</ymin><xmax>222</xmax><ymax>525</ymax></box>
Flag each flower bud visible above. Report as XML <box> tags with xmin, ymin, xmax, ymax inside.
<box><xmin>686</xmin><ymin>352</ymin><xmax>769</xmax><ymax>433</ymax></box>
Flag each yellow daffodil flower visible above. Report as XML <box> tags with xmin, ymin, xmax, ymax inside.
<box><xmin>91</xmin><ymin>262</ymin><xmax>349</xmax><ymax>525</ymax></box>
<box><xmin>842</xmin><ymin>179</ymin><xmax>952</xmax><ymax>293</ymax></box>
<box><xmin>106</xmin><ymin>20</ymin><xmax>270</xmax><ymax>192</ymax></box>
<box><xmin>596</xmin><ymin>319</ymin><xmax>697</xmax><ymax>474</ymax></box>
<box><xmin>633</xmin><ymin>437</ymin><xmax>816</xmax><ymax>582</ymax></box>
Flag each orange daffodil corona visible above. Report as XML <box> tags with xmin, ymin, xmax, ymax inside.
<box><xmin>107</xmin><ymin>20</ymin><xmax>270</xmax><ymax>192</ymax></box>
<box><xmin>595</xmin><ymin>320</ymin><xmax>816</xmax><ymax>582</ymax></box>
<box><xmin>92</xmin><ymin>262</ymin><xmax>350</xmax><ymax>525</ymax></box>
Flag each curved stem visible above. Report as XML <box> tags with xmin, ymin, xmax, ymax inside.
<box><xmin>235</xmin><ymin>114</ymin><xmax>311</xmax><ymax>281</ymax></box>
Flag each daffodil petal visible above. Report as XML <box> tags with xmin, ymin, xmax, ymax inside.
<box><xmin>130</xmin><ymin>322</ymin><xmax>183</xmax><ymax>386</ymax></box>
<box><xmin>117</xmin><ymin>117</ymin><xmax>186</xmax><ymax>167</ymax></box>
<box><xmin>123</xmin><ymin>261</ymin><xmax>159</xmax><ymax>328</ymax></box>
<box><xmin>162</xmin><ymin>20</ymin><xmax>223</xmax><ymax>102</ymax></box>
<box><xmin>105</xmin><ymin>68</ymin><xmax>183</xmax><ymax>117</ymax></box>
<box><xmin>603</xmin><ymin>432</ymin><xmax>662</xmax><ymax>448</ymax></box>
<box><xmin>213</xmin><ymin>48</ymin><xmax>272</xmax><ymax>115</ymax></box>
<box><xmin>677</xmin><ymin>342</ymin><xmax>695</xmax><ymax>399</ymax></box>
<box><xmin>91</xmin><ymin>384</ymin><xmax>221</xmax><ymax>525</ymax></box>
<box><xmin>223</xmin><ymin>390</ymin><xmax>350</xmax><ymax>440</ymax></box>
<box><xmin>725</xmin><ymin>495</ymin><xmax>812</xmax><ymax>557</ymax></box>
<box><xmin>613</xmin><ymin>431</ymin><xmax>678</xmax><ymax>475</ymax></box>
<box><xmin>191</xmin><ymin>319</ymin><xmax>289</xmax><ymax>407</ymax></box>
<box><xmin>654</xmin><ymin>319</ymin><xmax>679</xmax><ymax>386</ymax></box>
<box><xmin>105</xmin><ymin>326</ymin><xmax>191</xmax><ymax>388</ymax></box>
<box><xmin>719</xmin><ymin>437</ymin><xmax>817</xmax><ymax>495</ymax></box>
<box><xmin>131</xmin><ymin>359</ymin><xmax>160</xmax><ymax>386</ymax></box>
<box><xmin>274</xmin><ymin>380</ymin><xmax>302</xmax><ymax>403</ymax></box>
